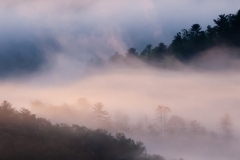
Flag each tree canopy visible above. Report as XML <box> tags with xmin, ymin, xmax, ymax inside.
<box><xmin>0</xmin><ymin>101</ymin><xmax>164</xmax><ymax>160</ymax></box>
<box><xmin>108</xmin><ymin>9</ymin><xmax>240</xmax><ymax>64</ymax></box>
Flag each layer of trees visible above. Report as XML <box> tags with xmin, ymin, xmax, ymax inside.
<box><xmin>31</xmin><ymin>99</ymin><xmax>235</xmax><ymax>143</ymax></box>
<box><xmin>107</xmin><ymin>9</ymin><xmax>240</xmax><ymax>65</ymax></box>
<box><xmin>1</xmin><ymin>99</ymin><xmax>234</xmax><ymax>159</ymax></box>
<box><xmin>0</xmin><ymin>101</ymin><xmax>164</xmax><ymax>160</ymax></box>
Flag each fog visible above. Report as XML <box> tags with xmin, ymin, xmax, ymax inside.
<box><xmin>1</xmin><ymin>52</ymin><xmax>240</xmax><ymax>159</ymax></box>
<box><xmin>1</xmin><ymin>1</ymin><xmax>240</xmax><ymax>159</ymax></box>
<box><xmin>0</xmin><ymin>0</ymin><xmax>239</xmax><ymax>70</ymax></box>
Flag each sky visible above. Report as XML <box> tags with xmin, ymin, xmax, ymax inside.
<box><xmin>0</xmin><ymin>0</ymin><xmax>240</xmax><ymax>77</ymax></box>
<box><xmin>1</xmin><ymin>1</ymin><xmax>240</xmax><ymax>159</ymax></box>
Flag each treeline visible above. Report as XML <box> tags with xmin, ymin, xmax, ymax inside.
<box><xmin>0</xmin><ymin>101</ymin><xmax>164</xmax><ymax>160</ymax></box>
<box><xmin>168</xmin><ymin>9</ymin><xmax>240</xmax><ymax>61</ymax></box>
<box><xmin>89</xmin><ymin>9</ymin><xmax>240</xmax><ymax>67</ymax></box>
<box><xmin>31</xmin><ymin>99</ymin><xmax>234</xmax><ymax>143</ymax></box>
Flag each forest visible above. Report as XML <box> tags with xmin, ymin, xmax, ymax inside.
<box><xmin>103</xmin><ymin>9</ymin><xmax>240</xmax><ymax>65</ymax></box>
<box><xmin>0</xmin><ymin>97</ymin><xmax>235</xmax><ymax>160</ymax></box>
<box><xmin>0</xmin><ymin>100</ymin><xmax>165</xmax><ymax>160</ymax></box>
<box><xmin>30</xmin><ymin>99</ymin><xmax>234</xmax><ymax>143</ymax></box>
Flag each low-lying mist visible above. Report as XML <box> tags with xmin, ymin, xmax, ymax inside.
<box><xmin>1</xmin><ymin>47</ymin><xmax>240</xmax><ymax>160</ymax></box>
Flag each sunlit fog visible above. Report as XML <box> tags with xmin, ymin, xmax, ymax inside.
<box><xmin>0</xmin><ymin>1</ymin><xmax>240</xmax><ymax>160</ymax></box>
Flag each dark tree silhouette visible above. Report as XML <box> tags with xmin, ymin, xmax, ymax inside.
<box><xmin>150</xmin><ymin>43</ymin><xmax>167</xmax><ymax>60</ymax></box>
<box><xmin>230</xmin><ymin>10</ymin><xmax>240</xmax><ymax>46</ymax></box>
<box><xmin>108</xmin><ymin>9</ymin><xmax>240</xmax><ymax>65</ymax></box>
<box><xmin>205</xmin><ymin>25</ymin><xmax>217</xmax><ymax>46</ymax></box>
<box><xmin>109</xmin><ymin>52</ymin><xmax>125</xmax><ymax>63</ymax></box>
<box><xmin>214</xmin><ymin>14</ymin><xmax>232</xmax><ymax>43</ymax></box>
<box><xmin>140</xmin><ymin>44</ymin><xmax>152</xmax><ymax>58</ymax></box>
<box><xmin>126</xmin><ymin>48</ymin><xmax>138</xmax><ymax>57</ymax></box>
<box><xmin>169</xmin><ymin>24</ymin><xmax>207</xmax><ymax>61</ymax></box>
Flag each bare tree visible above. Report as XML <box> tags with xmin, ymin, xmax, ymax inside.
<box><xmin>220</xmin><ymin>113</ymin><xmax>233</xmax><ymax>140</ymax></box>
<box><xmin>156</xmin><ymin>106</ymin><xmax>164</xmax><ymax>134</ymax></box>
<box><xmin>92</xmin><ymin>103</ymin><xmax>110</xmax><ymax>126</ymax></box>
<box><xmin>156</xmin><ymin>106</ymin><xmax>171</xmax><ymax>136</ymax></box>
<box><xmin>163</xmin><ymin>106</ymin><xmax>171</xmax><ymax>135</ymax></box>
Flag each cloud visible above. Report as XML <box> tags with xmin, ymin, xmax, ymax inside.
<box><xmin>0</xmin><ymin>30</ymin><xmax>59</xmax><ymax>78</ymax></box>
<box><xmin>0</xmin><ymin>0</ymin><xmax>239</xmax><ymax>77</ymax></box>
<box><xmin>1</xmin><ymin>61</ymin><xmax>240</xmax><ymax>160</ymax></box>
<box><xmin>0</xmin><ymin>2</ymin><xmax>239</xmax><ymax>159</ymax></box>
<box><xmin>2</xmin><ymin>0</ymin><xmax>238</xmax><ymax>47</ymax></box>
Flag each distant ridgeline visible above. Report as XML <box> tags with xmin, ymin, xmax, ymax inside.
<box><xmin>0</xmin><ymin>101</ymin><xmax>164</xmax><ymax>160</ymax></box>
<box><xmin>107</xmin><ymin>9</ymin><xmax>240</xmax><ymax>65</ymax></box>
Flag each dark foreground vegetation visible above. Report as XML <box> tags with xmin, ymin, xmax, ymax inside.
<box><xmin>0</xmin><ymin>101</ymin><xmax>164</xmax><ymax>160</ymax></box>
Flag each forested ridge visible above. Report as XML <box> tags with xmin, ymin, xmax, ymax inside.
<box><xmin>0</xmin><ymin>101</ymin><xmax>164</xmax><ymax>160</ymax></box>
<box><xmin>107</xmin><ymin>9</ymin><xmax>240</xmax><ymax>64</ymax></box>
<box><xmin>0</xmin><ymin>99</ymin><xmax>234</xmax><ymax>160</ymax></box>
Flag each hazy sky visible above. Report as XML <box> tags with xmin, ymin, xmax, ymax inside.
<box><xmin>1</xmin><ymin>2</ymin><xmax>240</xmax><ymax>159</ymax></box>
<box><xmin>0</xmin><ymin>0</ymin><xmax>240</xmax><ymax>77</ymax></box>
<box><xmin>0</xmin><ymin>0</ymin><xmax>240</xmax><ymax>126</ymax></box>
